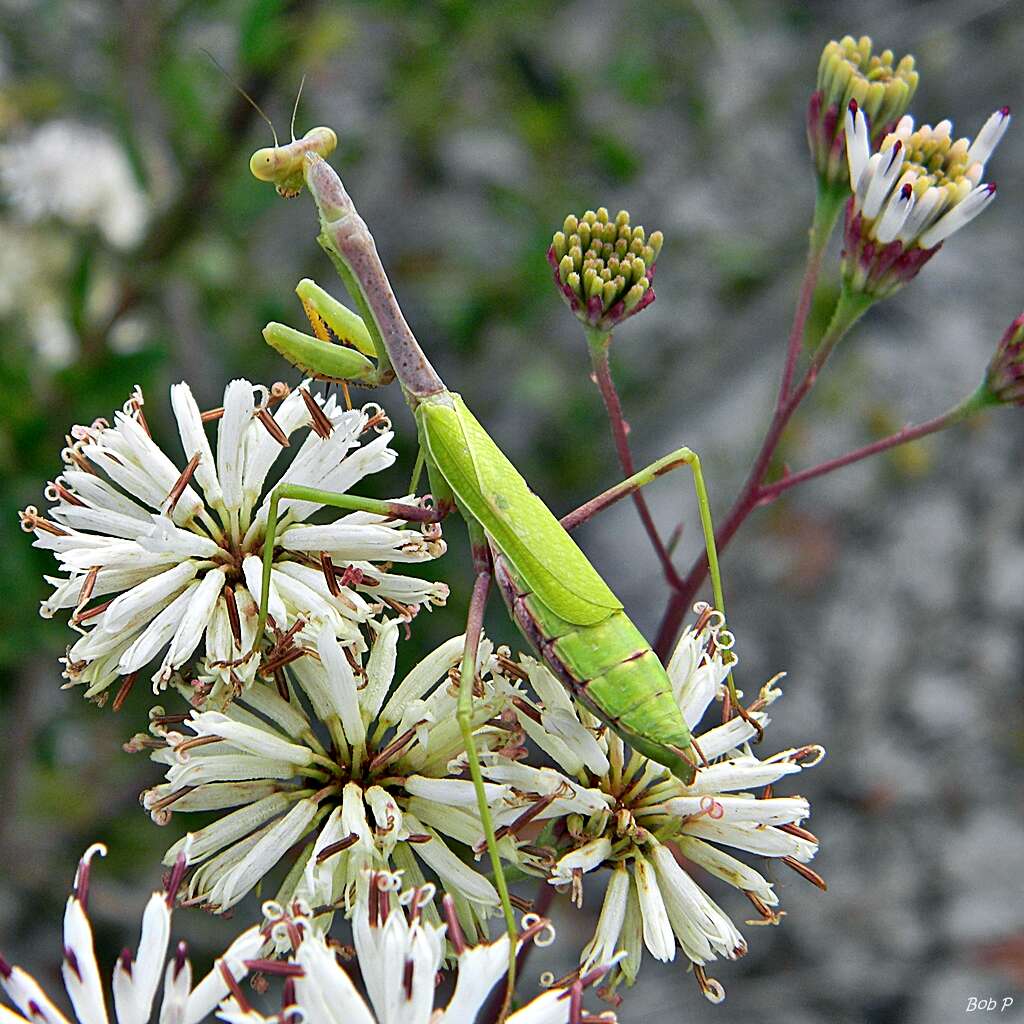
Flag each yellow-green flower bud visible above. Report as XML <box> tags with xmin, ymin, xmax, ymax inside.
<box><xmin>808</xmin><ymin>35</ymin><xmax>918</xmax><ymax>192</ymax></box>
<box><xmin>548</xmin><ymin>208</ymin><xmax>661</xmax><ymax>331</ymax></box>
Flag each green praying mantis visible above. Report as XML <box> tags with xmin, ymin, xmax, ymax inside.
<box><xmin>247</xmin><ymin>126</ymin><xmax>750</xmax><ymax>998</ymax></box>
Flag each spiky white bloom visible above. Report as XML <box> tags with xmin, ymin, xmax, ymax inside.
<box><xmin>21</xmin><ymin>381</ymin><xmax>448</xmax><ymax>705</ymax></box>
<box><xmin>137</xmin><ymin>628</ymin><xmax>598</xmax><ymax>943</ymax></box>
<box><xmin>219</xmin><ymin>873</ymin><xmax>619</xmax><ymax>1024</ymax></box>
<box><xmin>841</xmin><ymin>101</ymin><xmax>1009</xmax><ymax>298</ymax></box>
<box><xmin>506</xmin><ymin>606</ymin><xmax>825</xmax><ymax>1003</ymax></box>
<box><xmin>0</xmin><ymin>843</ymin><xmax>262</xmax><ymax>1024</ymax></box>
<box><xmin>0</xmin><ymin>120</ymin><xmax>149</xmax><ymax>248</ymax></box>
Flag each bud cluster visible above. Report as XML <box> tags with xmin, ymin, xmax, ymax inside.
<box><xmin>808</xmin><ymin>35</ymin><xmax>918</xmax><ymax>191</ymax></box>
<box><xmin>549</xmin><ymin>208</ymin><xmax>662</xmax><ymax>332</ymax></box>
<box><xmin>985</xmin><ymin>314</ymin><xmax>1024</xmax><ymax>406</ymax></box>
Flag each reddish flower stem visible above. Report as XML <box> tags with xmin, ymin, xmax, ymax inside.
<box><xmin>587</xmin><ymin>331</ymin><xmax>685</xmax><ymax>592</ymax></box>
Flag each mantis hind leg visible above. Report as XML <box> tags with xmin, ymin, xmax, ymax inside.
<box><xmin>460</xmin><ymin>520</ymin><xmax>518</xmax><ymax>1013</ymax></box>
<box><xmin>560</xmin><ymin>447</ymin><xmax>760</xmax><ymax>736</ymax></box>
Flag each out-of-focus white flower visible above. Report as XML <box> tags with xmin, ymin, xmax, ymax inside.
<box><xmin>218</xmin><ymin>871</ymin><xmax>620</xmax><ymax>1024</ymax></box>
<box><xmin>0</xmin><ymin>120</ymin><xmax>149</xmax><ymax>248</ymax></box>
<box><xmin>136</xmin><ymin>630</ymin><xmax>577</xmax><ymax>943</ymax></box>
<box><xmin>841</xmin><ymin>101</ymin><xmax>1009</xmax><ymax>298</ymax></box>
<box><xmin>508</xmin><ymin>606</ymin><xmax>825</xmax><ymax>1003</ymax></box>
<box><xmin>22</xmin><ymin>381</ymin><xmax>448</xmax><ymax>705</ymax></box>
<box><xmin>0</xmin><ymin>843</ymin><xmax>262</xmax><ymax>1024</ymax></box>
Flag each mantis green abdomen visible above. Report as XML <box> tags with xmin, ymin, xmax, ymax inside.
<box><xmin>493</xmin><ymin>553</ymin><xmax>695</xmax><ymax>781</ymax></box>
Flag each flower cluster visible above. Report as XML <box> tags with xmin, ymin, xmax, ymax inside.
<box><xmin>136</xmin><ymin>627</ymin><xmax>602</xmax><ymax>943</ymax></box>
<box><xmin>0</xmin><ymin>843</ymin><xmax>262</xmax><ymax>1024</ymax></box>
<box><xmin>808</xmin><ymin>36</ymin><xmax>918</xmax><ymax>192</ymax></box>
<box><xmin>224</xmin><ymin>871</ymin><xmax>619</xmax><ymax>1024</ymax></box>
<box><xmin>505</xmin><ymin>608</ymin><xmax>825</xmax><ymax>1002</ymax></box>
<box><xmin>841</xmin><ymin>99</ymin><xmax>1009</xmax><ymax>299</ymax></box>
<box><xmin>548</xmin><ymin>209</ymin><xmax>662</xmax><ymax>332</ymax></box>
<box><xmin>21</xmin><ymin>381</ymin><xmax>447</xmax><ymax>706</ymax></box>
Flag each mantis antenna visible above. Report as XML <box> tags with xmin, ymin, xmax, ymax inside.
<box><xmin>290</xmin><ymin>75</ymin><xmax>307</xmax><ymax>143</ymax></box>
<box><xmin>201</xmin><ymin>47</ymin><xmax>279</xmax><ymax>147</ymax></box>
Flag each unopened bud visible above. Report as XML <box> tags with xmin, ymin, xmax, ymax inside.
<box><xmin>984</xmin><ymin>314</ymin><xmax>1024</xmax><ymax>405</ymax></box>
<box><xmin>808</xmin><ymin>36</ymin><xmax>918</xmax><ymax>192</ymax></box>
<box><xmin>548</xmin><ymin>208</ymin><xmax>661</xmax><ymax>331</ymax></box>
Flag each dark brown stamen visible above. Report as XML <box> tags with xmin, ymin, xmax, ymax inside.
<box><xmin>64</xmin><ymin>947</ymin><xmax>82</xmax><ymax>981</ymax></box>
<box><xmin>315</xmin><ymin>834</ymin><xmax>359</xmax><ymax>862</ymax></box>
<box><xmin>219</xmin><ymin>960</ymin><xmax>252</xmax><ymax>1012</ymax></box>
<box><xmin>165</xmin><ymin>852</ymin><xmax>189</xmax><ymax>907</ymax></box>
<box><xmin>511</xmin><ymin>696</ymin><xmax>543</xmax><ymax>725</ymax></box>
<box><xmin>75</xmin><ymin>598</ymin><xmax>113</xmax><ymax>623</ymax></box>
<box><xmin>319</xmin><ymin>552</ymin><xmax>341</xmax><ymax>597</ymax></box>
<box><xmin>71</xmin><ymin>566</ymin><xmax>101</xmax><ymax>623</ymax></box>
<box><xmin>243</xmin><ymin>959</ymin><xmax>305</xmax><ymax>976</ymax></box>
<box><xmin>200</xmin><ymin>406</ymin><xmax>224</xmax><ymax>422</ymax></box>
<box><xmin>223</xmin><ymin>585</ymin><xmax>242</xmax><ymax>647</ymax></box>
<box><xmin>256</xmin><ymin>407</ymin><xmax>290</xmax><ymax>447</ymax></box>
<box><xmin>112</xmin><ymin>672</ymin><xmax>138</xmax><ymax>712</ymax></box>
<box><xmin>491</xmin><ymin>793</ymin><xmax>557</xmax><ymax>847</ymax></box>
<box><xmin>368</xmin><ymin>723</ymin><xmax>422</xmax><ymax>772</ymax></box>
<box><xmin>779</xmin><ymin>822</ymin><xmax>818</xmax><ymax>844</ymax></box>
<box><xmin>49</xmin><ymin>481</ymin><xmax>85</xmax><ymax>506</ymax></box>
<box><xmin>782</xmin><ymin>856</ymin><xmax>827</xmax><ymax>890</ymax></box>
<box><xmin>174</xmin><ymin>941</ymin><xmax>188</xmax><ymax>978</ymax></box>
<box><xmin>402</xmin><ymin>958</ymin><xmax>414</xmax><ymax>1000</ymax></box>
<box><xmin>299</xmin><ymin>387</ymin><xmax>334</xmax><ymax>439</ymax></box>
<box><xmin>147</xmin><ymin>785</ymin><xmax>196</xmax><ymax>813</ymax></box>
<box><xmin>274</xmin><ymin>667</ymin><xmax>290</xmax><ymax>701</ymax></box>
<box><xmin>166</xmin><ymin>453</ymin><xmax>201</xmax><ymax>513</ymax></box>
<box><xmin>509</xmin><ymin>894</ymin><xmax>534</xmax><ymax>913</ymax></box>
<box><xmin>18</xmin><ymin>509</ymin><xmax>68</xmax><ymax>537</ymax></box>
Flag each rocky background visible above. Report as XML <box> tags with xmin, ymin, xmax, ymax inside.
<box><xmin>1</xmin><ymin>2</ymin><xmax>1022</xmax><ymax>1021</ymax></box>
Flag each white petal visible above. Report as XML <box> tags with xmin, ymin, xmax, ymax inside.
<box><xmin>862</xmin><ymin>141</ymin><xmax>904</xmax><ymax>219</ymax></box>
<box><xmin>112</xmin><ymin>892</ymin><xmax>171</xmax><ymax>1024</ymax></box>
<box><xmin>170</xmin><ymin>382</ymin><xmax>223</xmax><ymax>507</ymax></box>
<box><xmin>98</xmin><ymin>560</ymin><xmax>200</xmax><ymax>636</ymax></box>
<box><xmin>580</xmin><ymin>863</ymin><xmax>630</xmax><ymax>972</ymax></box>
<box><xmin>633</xmin><ymin>852</ymin><xmax>675</xmax><ymax>962</ymax></box>
<box><xmin>184</xmin><ymin>926</ymin><xmax>262</xmax><ymax>1024</ymax></box>
<box><xmin>294</xmin><ymin>932</ymin><xmax>376</xmax><ymax>1024</ymax></box>
<box><xmin>216</xmin><ymin>380</ymin><xmax>254</xmax><ymax>512</ymax></box>
<box><xmin>844</xmin><ymin>102</ymin><xmax>871</xmax><ymax>191</ymax></box>
<box><xmin>61</xmin><ymin>898</ymin><xmax>108</xmax><ymax>1024</ymax></box>
<box><xmin>316</xmin><ymin>626</ymin><xmax>366</xmax><ymax>748</ymax></box>
<box><xmin>918</xmin><ymin>183</ymin><xmax>997</xmax><ymax>247</ymax></box>
<box><xmin>967</xmin><ymin>107</ymin><xmax>1011</xmax><ymax>167</ymax></box>
<box><xmin>117</xmin><ymin>583</ymin><xmax>201</xmax><ymax>674</ymax></box>
<box><xmin>209</xmin><ymin>799</ymin><xmax>319</xmax><ymax>910</ymax></box>
<box><xmin>186</xmin><ymin>711</ymin><xmax>314</xmax><ymax>766</ymax></box>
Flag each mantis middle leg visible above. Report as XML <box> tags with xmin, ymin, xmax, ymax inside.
<box><xmin>559</xmin><ymin>446</ymin><xmax>759</xmax><ymax>733</ymax></box>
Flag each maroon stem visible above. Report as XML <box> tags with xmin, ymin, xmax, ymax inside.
<box><xmin>758</xmin><ymin>397</ymin><xmax>985</xmax><ymax>502</ymax></box>
<box><xmin>652</xmin><ymin>233</ymin><xmax>859</xmax><ymax>661</ymax></box>
<box><xmin>589</xmin><ymin>336</ymin><xmax>685</xmax><ymax>591</ymax></box>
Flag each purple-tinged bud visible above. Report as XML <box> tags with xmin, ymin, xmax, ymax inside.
<box><xmin>549</xmin><ymin>208</ymin><xmax>660</xmax><ymax>333</ymax></box>
<box><xmin>984</xmin><ymin>314</ymin><xmax>1024</xmax><ymax>406</ymax></box>
<box><xmin>808</xmin><ymin>36</ymin><xmax>918</xmax><ymax>192</ymax></box>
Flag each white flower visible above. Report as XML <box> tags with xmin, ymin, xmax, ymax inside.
<box><xmin>509</xmin><ymin>606</ymin><xmax>825</xmax><ymax>1002</ymax></box>
<box><xmin>0</xmin><ymin>843</ymin><xmax>262</xmax><ymax>1024</ymax></box>
<box><xmin>219</xmin><ymin>872</ymin><xmax>620</xmax><ymax>1024</ymax></box>
<box><xmin>0</xmin><ymin>120</ymin><xmax>149</xmax><ymax>248</ymax></box>
<box><xmin>22</xmin><ymin>382</ymin><xmax>448</xmax><ymax>705</ymax></box>
<box><xmin>137</xmin><ymin>630</ymin><xmax>574</xmax><ymax>942</ymax></box>
<box><xmin>842</xmin><ymin>101</ymin><xmax>1009</xmax><ymax>298</ymax></box>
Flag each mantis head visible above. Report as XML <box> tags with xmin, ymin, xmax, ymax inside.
<box><xmin>249</xmin><ymin>126</ymin><xmax>339</xmax><ymax>198</ymax></box>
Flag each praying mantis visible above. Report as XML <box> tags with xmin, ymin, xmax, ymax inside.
<box><xmin>248</xmin><ymin>130</ymin><xmax>745</xmax><ymax>999</ymax></box>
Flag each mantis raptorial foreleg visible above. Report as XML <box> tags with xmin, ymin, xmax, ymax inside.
<box><xmin>560</xmin><ymin>446</ymin><xmax>758</xmax><ymax>733</ymax></box>
<box><xmin>254</xmin><ymin>482</ymin><xmax>450</xmax><ymax>640</ymax></box>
